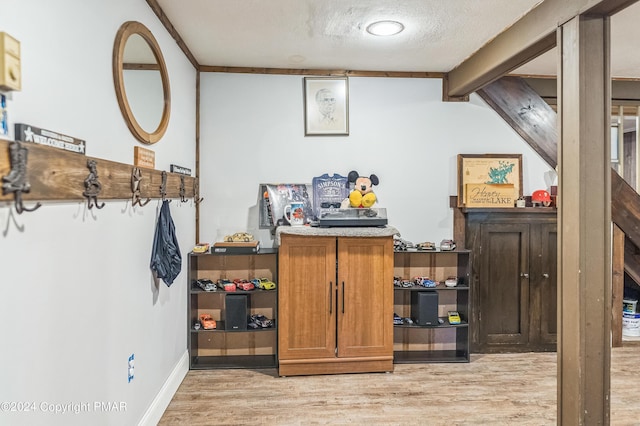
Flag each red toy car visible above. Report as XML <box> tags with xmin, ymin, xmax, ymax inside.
<box><xmin>199</xmin><ymin>314</ymin><xmax>217</xmax><ymax>330</ymax></box>
<box><xmin>233</xmin><ymin>279</ymin><xmax>255</xmax><ymax>291</ymax></box>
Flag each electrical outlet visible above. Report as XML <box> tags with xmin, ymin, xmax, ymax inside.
<box><xmin>128</xmin><ymin>354</ymin><xmax>135</xmax><ymax>383</ymax></box>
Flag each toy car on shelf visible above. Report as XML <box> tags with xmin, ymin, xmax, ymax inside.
<box><xmin>192</xmin><ymin>243</ymin><xmax>210</xmax><ymax>254</ymax></box>
<box><xmin>195</xmin><ymin>279</ymin><xmax>216</xmax><ymax>291</ymax></box>
<box><xmin>444</xmin><ymin>276</ymin><xmax>458</xmax><ymax>287</ymax></box>
<box><xmin>248</xmin><ymin>314</ymin><xmax>273</xmax><ymax>329</ymax></box>
<box><xmin>440</xmin><ymin>239</ymin><xmax>456</xmax><ymax>251</ymax></box>
<box><xmin>217</xmin><ymin>279</ymin><xmax>236</xmax><ymax>292</ymax></box>
<box><xmin>199</xmin><ymin>314</ymin><xmax>217</xmax><ymax>330</ymax></box>
<box><xmin>233</xmin><ymin>279</ymin><xmax>255</xmax><ymax>291</ymax></box>
<box><xmin>416</xmin><ymin>241</ymin><xmax>436</xmax><ymax>250</ymax></box>
<box><xmin>448</xmin><ymin>311</ymin><xmax>461</xmax><ymax>325</ymax></box>
<box><xmin>251</xmin><ymin>277</ymin><xmax>276</xmax><ymax>290</ymax></box>
<box><xmin>223</xmin><ymin>232</ymin><xmax>254</xmax><ymax>242</ymax></box>
<box><xmin>394</xmin><ymin>277</ymin><xmax>413</xmax><ymax>288</ymax></box>
<box><xmin>401</xmin><ymin>280</ymin><xmax>413</xmax><ymax>288</ymax></box>
<box><xmin>414</xmin><ymin>276</ymin><xmax>437</xmax><ymax>288</ymax></box>
<box><xmin>393</xmin><ymin>236</ymin><xmax>414</xmax><ymax>251</ymax></box>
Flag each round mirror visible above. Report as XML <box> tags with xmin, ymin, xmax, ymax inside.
<box><xmin>113</xmin><ymin>21</ymin><xmax>170</xmax><ymax>144</ymax></box>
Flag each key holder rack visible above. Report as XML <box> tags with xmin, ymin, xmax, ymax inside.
<box><xmin>160</xmin><ymin>170</ymin><xmax>171</xmax><ymax>202</ymax></box>
<box><xmin>131</xmin><ymin>167</ymin><xmax>151</xmax><ymax>207</ymax></box>
<box><xmin>83</xmin><ymin>159</ymin><xmax>105</xmax><ymax>209</ymax></box>
<box><xmin>0</xmin><ymin>139</ymin><xmax>198</xmax><ymax>211</ymax></box>
<box><xmin>179</xmin><ymin>175</ymin><xmax>187</xmax><ymax>203</ymax></box>
<box><xmin>193</xmin><ymin>178</ymin><xmax>203</xmax><ymax>205</ymax></box>
<box><xmin>1</xmin><ymin>140</ymin><xmax>42</xmax><ymax>213</ymax></box>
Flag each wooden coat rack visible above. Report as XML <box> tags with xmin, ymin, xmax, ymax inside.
<box><xmin>0</xmin><ymin>138</ymin><xmax>199</xmax><ymax>210</ymax></box>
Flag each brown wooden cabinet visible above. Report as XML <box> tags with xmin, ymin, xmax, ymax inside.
<box><xmin>466</xmin><ymin>209</ymin><xmax>557</xmax><ymax>353</ymax></box>
<box><xmin>278</xmin><ymin>234</ymin><xmax>394</xmax><ymax>376</ymax></box>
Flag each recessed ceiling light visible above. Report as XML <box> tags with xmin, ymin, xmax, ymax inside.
<box><xmin>366</xmin><ymin>20</ymin><xmax>405</xmax><ymax>36</ymax></box>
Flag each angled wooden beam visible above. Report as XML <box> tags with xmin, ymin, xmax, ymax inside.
<box><xmin>611</xmin><ymin>169</ymin><xmax>640</xmax><ymax>248</ymax></box>
<box><xmin>624</xmin><ymin>236</ymin><xmax>640</xmax><ymax>284</ymax></box>
<box><xmin>477</xmin><ymin>76</ymin><xmax>557</xmax><ymax>167</ymax></box>
<box><xmin>478</xmin><ymin>76</ymin><xmax>640</xmax><ymax>251</ymax></box>
<box><xmin>447</xmin><ymin>0</ymin><xmax>640</xmax><ymax>97</ymax></box>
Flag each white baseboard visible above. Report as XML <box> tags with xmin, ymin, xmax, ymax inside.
<box><xmin>138</xmin><ymin>350</ymin><xmax>189</xmax><ymax>426</ymax></box>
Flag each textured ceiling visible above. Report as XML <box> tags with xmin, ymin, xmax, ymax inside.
<box><xmin>154</xmin><ymin>0</ymin><xmax>640</xmax><ymax>78</ymax></box>
<box><xmin>156</xmin><ymin>0</ymin><xmax>542</xmax><ymax>72</ymax></box>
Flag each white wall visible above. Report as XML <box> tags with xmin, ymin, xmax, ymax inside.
<box><xmin>0</xmin><ymin>1</ymin><xmax>196</xmax><ymax>425</ymax></box>
<box><xmin>199</xmin><ymin>73</ymin><xmax>554</xmax><ymax>246</ymax></box>
<box><xmin>0</xmin><ymin>3</ymin><xmax>555</xmax><ymax>422</ymax></box>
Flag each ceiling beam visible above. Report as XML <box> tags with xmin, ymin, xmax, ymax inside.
<box><xmin>446</xmin><ymin>0</ymin><xmax>640</xmax><ymax>98</ymax></box>
<box><xmin>199</xmin><ymin>65</ymin><xmax>443</xmax><ymax>78</ymax></box>
<box><xmin>521</xmin><ymin>77</ymin><xmax>640</xmax><ymax>106</ymax></box>
<box><xmin>146</xmin><ymin>0</ymin><xmax>199</xmax><ymax>69</ymax></box>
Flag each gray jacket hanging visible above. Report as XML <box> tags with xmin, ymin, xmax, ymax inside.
<box><xmin>150</xmin><ymin>200</ymin><xmax>182</xmax><ymax>286</ymax></box>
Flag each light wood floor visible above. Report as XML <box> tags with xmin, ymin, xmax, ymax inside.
<box><xmin>160</xmin><ymin>346</ymin><xmax>640</xmax><ymax>425</ymax></box>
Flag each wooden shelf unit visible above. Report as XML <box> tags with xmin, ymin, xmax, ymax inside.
<box><xmin>188</xmin><ymin>248</ymin><xmax>278</xmax><ymax>370</ymax></box>
<box><xmin>393</xmin><ymin>249</ymin><xmax>471</xmax><ymax>363</ymax></box>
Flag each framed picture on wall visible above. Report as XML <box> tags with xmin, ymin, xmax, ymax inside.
<box><xmin>303</xmin><ymin>77</ymin><xmax>349</xmax><ymax>136</ymax></box>
<box><xmin>457</xmin><ymin>154</ymin><xmax>523</xmax><ymax>207</ymax></box>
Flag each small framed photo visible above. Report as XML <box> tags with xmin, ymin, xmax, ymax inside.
<box><xmin>304</xmin><ymin>77</ymin><xmax>349</xmax><ymax>136</ymax></box>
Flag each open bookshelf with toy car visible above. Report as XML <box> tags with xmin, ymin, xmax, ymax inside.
<box><xmin>393</xmin><ymin>249</ymin><xmax>471</xmax><ymax>363</ymax></box>
<box><xmin>188</xmin><ymin>248</ymin><xmax>278</xmax><ymax>369</ymax></box>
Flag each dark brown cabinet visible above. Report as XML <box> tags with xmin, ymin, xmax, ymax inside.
<box><xmin>466</xmin><ymin>209</ymin><xmax>557</xmax><ymax>353</ymax></box>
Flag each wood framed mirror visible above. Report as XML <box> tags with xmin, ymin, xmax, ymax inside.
<box><xmin>113</xmin><ymin>21</ymin><xmax>170</xmax><ymax>144</ymax></box>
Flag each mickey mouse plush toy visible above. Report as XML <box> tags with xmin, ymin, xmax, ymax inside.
<box><xmin>347</xmin><ymin>170</ymin><xmax>379</xmax><ymax>208</ymax></box>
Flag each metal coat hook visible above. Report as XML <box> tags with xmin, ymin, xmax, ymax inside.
<box><xmin>179</xmin><ymin>175</ymin><xmax>188</xmax><ymax>202</ymax></box>
<box><xmin>193</xmin><ymin>178</ymin><xmax>203</xmax><ymax>205</ymax></box>
<box><xmin>83</xmin><ymin>159</ymin><xmax>105</xmax><ymax>209</ymax></box>
<box><xmin>160</xmin><ymin>171</ymin><xmax>171</xmax><ymax>202</ymax></box>
<box><xmin>1</xmin><ymin>141</ymin><xmax>42</xmax><ymax>214</ymax></box>
<box><xmin>131</xmin><ymin>167</ymin><xmax>151</xmax><ymax>207</ymax></box>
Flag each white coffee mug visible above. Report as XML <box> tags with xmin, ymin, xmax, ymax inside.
<box><xmin>284</xmin><ymin>202</ymin><xmax>305</xmax><ymax>226</ymax></box>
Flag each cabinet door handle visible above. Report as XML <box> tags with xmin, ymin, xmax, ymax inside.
<box><xmin>542</xmin><ymin>273</ymin><xmax>549</xmax><ymax>278</ymax></box>
<box><xmin>342</xmin><ymin>281</ymin><xmax>345</xmax><ymax>314</ymax></box>
<box><xmin>520</xmin><ymin>273</ymin><xmax>529</xmax><ymax>279</ymax></box>
<box><xmin>329</xmin><ymin>281</ymin><xmax>333</xmax><ymax>314</ymax></box>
